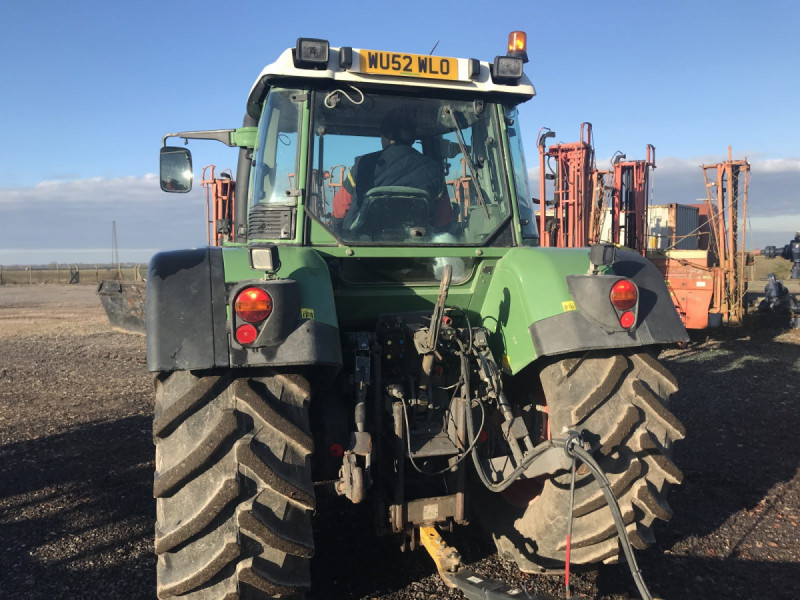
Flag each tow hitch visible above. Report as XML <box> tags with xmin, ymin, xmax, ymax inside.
<box><xmin>419</xmin><ymin>526</ymin><xmax>548</xmax><ymax>600</ymax></box>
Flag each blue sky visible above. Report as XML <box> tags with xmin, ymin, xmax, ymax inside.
<box><xmin>1</xmin><ymin>0</ymin><xmax>798</xmax><ymax>264</ymax></box>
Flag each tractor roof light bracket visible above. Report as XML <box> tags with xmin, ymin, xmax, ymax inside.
<box><xmin>588</xmin><ymin>244</ymin><xmax>617</xmax><ymax>275</ymax></box>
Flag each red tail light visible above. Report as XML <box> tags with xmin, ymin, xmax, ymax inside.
<box><xmin>234</xmin><ymin>287</ymin><xmax>273</xmax><ymax>323</ymax></box>
<box><xmin>610</xmin><ymin>279</ymin><xmax>637</xmax><ymax>310</ymax></box>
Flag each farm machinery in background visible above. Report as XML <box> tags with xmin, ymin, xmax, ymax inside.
<box><xmin>752</xmin><ymin>232</ymin><xmax>800</xmax><ymax>326</ymax></box>
<box><xmin>97</xmin><ymin>168</ymin><xmax>239</xmax><ymax>334</ymax></box>
<box><xmin>97</xmin><ymin>220</ymin><xmax>147</xmax><ymax>333</ymax></box>
<box><xmin>535</xmin><ymin>130</ymin><xmax>752</xmax><ymax>329</ymax></box>
<box><xmin>760</xmin><ymin>232</ymin><xmax>800</xmax><ymax>279</ymax></box>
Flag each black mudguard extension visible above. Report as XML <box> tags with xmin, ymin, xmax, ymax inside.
<box><xmin>146</xmin><ymin>247</ymin><xmax>343</xmax><ymax>373</ymax></box>
<box><xmin>529</xmin><ymin>250</ymin><xmax>689</xmax><ymax>357</ymax></box>
<box><xmin>146</xmin><ymin>248</ymin><xmax>229</xmax><ymax>372</ymax></box>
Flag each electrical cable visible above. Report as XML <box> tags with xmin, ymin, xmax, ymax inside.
<box><xmin>450</xmin><ymin>304</ymin><xmax>472</xmax><ymax>355</ymax></box>
<box><xmin>323</xmin><ymin>84</ymin><xmax>364</xmax><ymax>108</ymax></box>
<box><xmin>459</xmin><ymin>344</ymin><xmax>558</xmax><ymax>493</ymax></box>
<box><xmin>564</xmin><ymin>445</ymin><xmax>577</xmax><ymax>598</ymax></box>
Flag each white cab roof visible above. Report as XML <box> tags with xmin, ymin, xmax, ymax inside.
<box><xmin>248</xmin><ymin>46</ymin><xmax>535</xmax><ymax>102</ymax></box>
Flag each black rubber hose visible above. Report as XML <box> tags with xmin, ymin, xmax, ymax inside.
<box><xmin>462</xmin><ymin>349</ymin><xmax>558</xmax><ymax>493</ymax></box>
<box><xmin>458</xmin><ymin>341</ymin><xmax>652</xmax><ymax>598</ymax></box>
<box><xmin>569</xmin><ymin>444</ymin><xmax>654</xmax><ymax>600</ymax></box>
<box><xmin>458</xmin><ymin>331</ymin><xmax>652</xmax><ymax>598</ymax></box>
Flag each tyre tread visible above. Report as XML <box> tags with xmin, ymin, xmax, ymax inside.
<box><xmin>154</xmin><ymin>370</ymin><xmax>314</xmax><ymax>599</ymax></box>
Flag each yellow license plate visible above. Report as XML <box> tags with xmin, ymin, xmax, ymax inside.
<box><xmin>358</xmin><ymin>50</ymin><xmax>458</xmax><ymax>80</ymax></box>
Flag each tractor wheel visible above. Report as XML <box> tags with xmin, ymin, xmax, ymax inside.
<box><xmin>479</xmin><ymin>350</ymin><xmax>685</xmax><ymax>572</ymax></box>
<box><xmin>152</xmin><ymin>369</ymin><xmax>314</xmax><ymax>599</ymax></box>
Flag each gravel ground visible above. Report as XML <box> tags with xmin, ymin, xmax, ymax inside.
<box><xmin>0</xmin><ymin>284</ymin><xmax>798</xmax><ymax>599</ymax></box>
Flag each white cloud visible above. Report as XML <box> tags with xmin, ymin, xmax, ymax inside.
<box><xmin>1</xmin><ymin>159</ymin><xmax>797</xmax><ymax>265</ymax></box>
<box><xmin>0</xmin><ymin>173</ymin><xmax>199</xmax><ymax>205</ymax></box>
<box><xmin>0</xmin><ymin>174</ymin><xmax>208</xmax><ymax>262</ymax></box>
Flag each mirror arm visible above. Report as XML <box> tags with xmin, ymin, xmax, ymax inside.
<box><xmin>161</xmin><ymin>129</ymin><xmax>236</xmax><ymax>147</ymax></box>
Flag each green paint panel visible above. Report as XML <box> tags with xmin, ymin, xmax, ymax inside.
<box><xmin>314</xmin><ymin>247</ymin><xmax>507</xmax><ymax>259</ymax></box>
<box><xmin>332</xmin><ymin>259</ymin><xmax>496</xmax><ymax>323</ymax></box>
<box><xmin>309</xmin><ymin>218</ymin><xmax>338</xmax><ymax>245</ymax></box>
<box><xmin>221</xmin><ymin>246</ymin><xmax>338</xmax><ymax>328</ymax></box>
<box><xmin>230</xmin><ymin>127</ymin><xmax>257</xmax><ymax>148</ymax></box>
<box><xmin>478</xmin><ymin>247</ymin><xmax>590</xmax><ymax>374</ymax></box>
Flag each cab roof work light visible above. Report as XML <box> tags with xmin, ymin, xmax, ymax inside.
<box><xmin>294</xmin><ymin>38</ymin><xmax>329</xmax><ymax>69</ymax></box>
<box><xmin>491</xmin><ymin>56</ymin><xmax>523</xmax><ymax>85</ymax></box>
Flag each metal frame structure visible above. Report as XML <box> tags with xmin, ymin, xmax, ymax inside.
<box><xmin>610</xmin><ymin>145</ymin><xmax>655</xmax><ymax>255</ymax></box>
<box><xmin>202</xmin><ymin>165</ymin><xmax>236</xmax><ymax>246</ymax></box>
<box><xmin>701</xmin><ymin>147</ymin><xmax>750</xmax><ymax>323</ymax></box>
<box><xmin>536</xmin><ymin>123</ymin><xmax>596</xmax><ymax>247</ymax></box>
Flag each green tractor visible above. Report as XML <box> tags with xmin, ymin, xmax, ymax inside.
<box><xmin>151</xmin><ymin>34</ymin><xmax>687</xmax><ymax>599</ymax></box>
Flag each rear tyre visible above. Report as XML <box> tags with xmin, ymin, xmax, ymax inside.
<box><xmin>479</xmin><ymin>350</ymin><xmax>684</xmax><ymax>572</ymax></box>
<box><xmin>153</xmin><ymin>369</ymin><xmax>314</xmax><ymax>599</ymax></box>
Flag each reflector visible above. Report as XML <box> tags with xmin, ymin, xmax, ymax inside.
<box><xmin>619</xmin><ymin>311</ymin><xmax>636</xmax><ymax>329</ymax></box>
<box><xmin>329</xmin><ymin>443</ymin><xmax>344</xmax><ymax>458</ymax></box>
<box><xmin>235</xmin><ymin>324</ymin><xmax>258</xmax><ymax>344</ymax></box>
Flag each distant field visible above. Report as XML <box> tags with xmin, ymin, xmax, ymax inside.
<box><xmin>1</xmin><ymin>256</ymin><xmax>791</xmax><ymax>286</ymax></box>
<box><xmin>0</xmin><ymin>265</ymin><xmax>146</xmax><ymax>285</ymax></box>
<box><xmin>752</xmin><ymin>254</ymin><xmax>792</xmax><ymax>281</ymax></box>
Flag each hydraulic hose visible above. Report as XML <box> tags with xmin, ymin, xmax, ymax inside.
<box><xmin>460</xmin><ymin>348</ymin><xmax>558</xmax><ymax>493</ymax></box>
<box><xmin>457</xmin><ymin>342</ymin><xmax>653</xmax><ymax>598</ymax></box>
<box><xmin>567</xmin><ymin>442</ymin><xmax>654</xmax><ymax>600</ymax></box>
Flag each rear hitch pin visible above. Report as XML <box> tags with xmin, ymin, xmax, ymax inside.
<box><xmin>419</xmin><ymin>525</ymin><xmax>549</xmax><ymax>599</ymax></box>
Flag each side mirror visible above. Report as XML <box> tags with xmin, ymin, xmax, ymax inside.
<box><xmin>160</xmin><ymin>146</ymin><xmax>193</xmax><ymax>192</ymax></box>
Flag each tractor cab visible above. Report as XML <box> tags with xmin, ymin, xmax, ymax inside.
<box><xmin>160</xmin><ymin>34</ymin><xmax>540</xmax><ymax>254</ymax></box>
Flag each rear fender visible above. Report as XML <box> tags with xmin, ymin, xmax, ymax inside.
<box><xmin>146</xmin><ymin>246</ymin><xmax>342</xmax><ymax>372</ymax></box>
<box><xmin>477</xmin><ymin>247</ymin><xmax>687</xmax><ymax>374</ymax></box>
<box><xmin>223</xmin><ymin>246</ymin><xmax>342</xmax><ymax>369</ymax></box>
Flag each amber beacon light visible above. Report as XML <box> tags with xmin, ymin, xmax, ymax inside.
<box><xmin>507</xmin><ymin>31</ymin><xmax>528</xmax><ymax>62</ymax></box>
